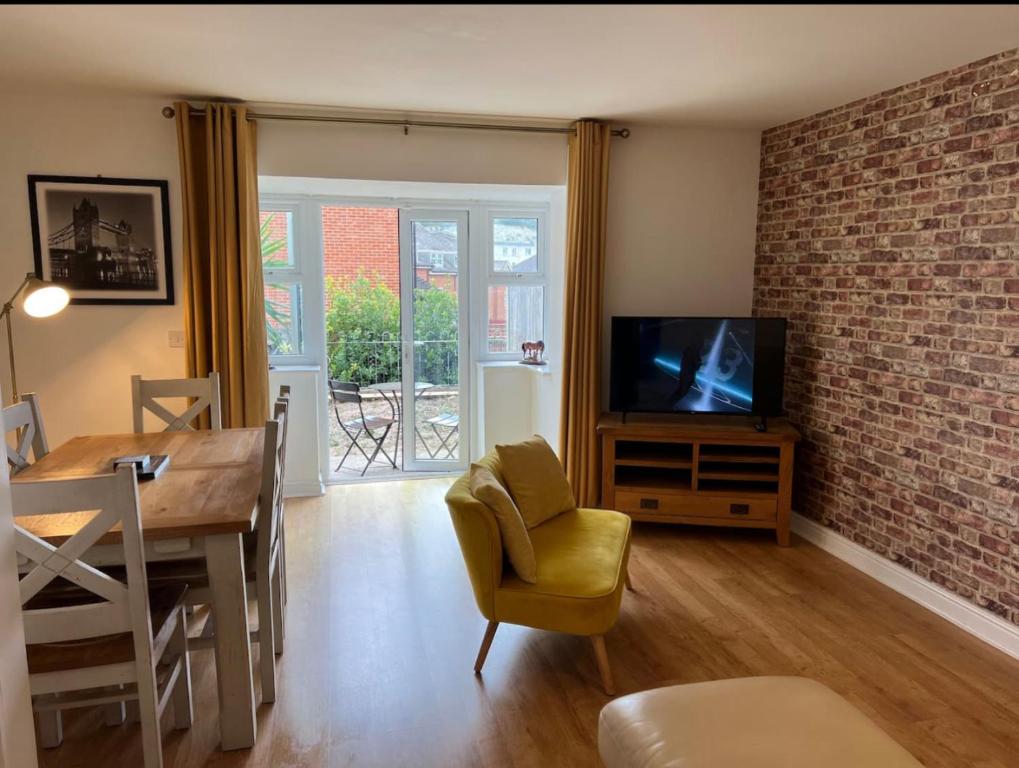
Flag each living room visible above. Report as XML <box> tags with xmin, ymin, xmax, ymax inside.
<box><xmin>1</xmin><ymin>5</ymin><xmax>1018</xmax><ymax>767</ymax></box>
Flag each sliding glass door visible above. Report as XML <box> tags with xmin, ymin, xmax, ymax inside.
<box><xmin>398</xmin><ymin>209</ymin><xmax>469</xmax><ymax>472</ymax></box>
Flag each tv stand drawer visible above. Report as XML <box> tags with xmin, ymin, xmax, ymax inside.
<box><xmin>615</xmin><ymin>491</ymin><xmax>777</xmax><ymax>521</ymax></box>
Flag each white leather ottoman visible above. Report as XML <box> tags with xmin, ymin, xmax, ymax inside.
<box><xmin>598</xmin><ymin>676</ymin><xmax>923</xmax><ymax>768</ymax></box>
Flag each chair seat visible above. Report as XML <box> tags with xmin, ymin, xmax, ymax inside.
<box><xmin>494</xmin><ymin>507</ymin><xmax>630</xmax><ymax>636</ymax></box>
<box><xmin>426</xmin><ymin>413</ymin><xmax>459</xmax><ymax>428</ymax></box>
<box><xmin>26</xmin><ymin>585</ymin><xmax>187</xmax><ymax>675</ymax></box>
<box><xmin>598</xmin><ymin>677</ymin><xmax>923</xmax><ymax>768</ymax></box>
<box><xmin>342</xmin><ymin>415</ymin><xmax>394</xmax><ymax>431</ymax></box>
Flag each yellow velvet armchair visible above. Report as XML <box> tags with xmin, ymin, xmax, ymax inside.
<box><xmin>445</xmin><ymin>452</ymin><xmax>632</xmax><ymax>694</ymax></box>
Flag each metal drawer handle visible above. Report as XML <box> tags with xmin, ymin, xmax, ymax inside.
<box><xmin>639</xmin><ymin>498</ymin><xmax>659</xmax><ymax>510</ymax></box>
<box><xmin>730</xmin><ymin>503</ymin><xmax>750</xmax><ymax>515</ymax></box>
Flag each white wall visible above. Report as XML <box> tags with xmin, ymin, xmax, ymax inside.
<box><xmin>605</xmin><ymin>124</ymin><xmax>761</xmax><ymax>318</ymax></box>
<box><xmin>602</xmin><ymin>124</ymin><xmax>762</xmax><ymax>401</ymax></box>
<box><xmin>0</xmin><ymin>88</ymin><xmax>186</xmax><ymax>446</ymax></box>
<box><xmin>259</xmin><ymin>120</ymin><xmax>568</xmax><ymax>186</ymax></box>
<box><xmin>0</xmin><ymin>85</ymin><xmax>761</xmax><ymax>447</ymax></box>
<box><xmin>269</xmin><ymin>367</ymin><xmax>324</xmax><ymax>496</ymax></box>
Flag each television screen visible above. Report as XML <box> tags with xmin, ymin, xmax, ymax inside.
<box><xmin>609</xmin><ymin>317</ymin><xmax>786</xmax><ymax>416</ymax></box>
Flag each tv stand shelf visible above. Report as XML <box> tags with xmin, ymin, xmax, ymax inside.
<box><xmin>597</xmin><ymin>413</ymin><xmax>801</xmax><ymax>545</ymax></box>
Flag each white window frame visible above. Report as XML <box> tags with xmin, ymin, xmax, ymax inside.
<box><xmin>482</xmin><ymin>207</ymin><xmax>549</xmax><ymax>360</ymax></box>
<box><xmin>260</xmin><ymin>196</ymin><xmax>323</xmax><ymax>367</ymax></box>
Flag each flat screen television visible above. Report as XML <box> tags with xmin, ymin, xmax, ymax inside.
<box><xmin>609</xmin><ymin>316</ymin><xmax>787</xmax><ymax>418</ymax></box>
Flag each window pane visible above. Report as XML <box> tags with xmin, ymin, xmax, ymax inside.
<box><xmin>492</xmin><ymin>217</ymin><xmax>538</xmax><ymax>273</ymax></box>
<box><xmin>259</xmin><ymin>211</ymin><xmax>294</xmax><ymax>269</ymax></box>
<box><xmin>487</xmin><ymin>285</ymin><xmax>543</xmax><ymax>354</ymax></box>
<box><xmin>414</xmin><ymin>222</ymin><xmax>458</xmax><ymax>276</ymax></box>
<box><xmin>265</xmin><ymin>282</ymin><xmax>303</xmax><ymax>356</ymax></box>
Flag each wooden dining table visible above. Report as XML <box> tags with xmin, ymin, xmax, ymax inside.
<box><xmin>13</xmin><ymin>428</ymin><xmax>265</xmax><ymax>751</ymax></box>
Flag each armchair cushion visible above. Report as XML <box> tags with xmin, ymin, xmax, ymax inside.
<box><xmin>470</xmin><ymin>463</ymin><xmax>536</xmax><ymax>583</ymax></box>
<box><xmin>495</xmin><ymin>435</ymin><xmax>576</xmax><ymax>528</ymax></box>
<box><xmin>446</xmin><ymin>454</ymin><xmax>505</xmax><ymax>620</ymax></box>
<box><xmin>495</xmin><ymin>507</ymin><xmax>630</xmax><ymax>636</ymax></box>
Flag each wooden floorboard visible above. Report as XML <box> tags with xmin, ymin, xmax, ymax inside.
<box><xmin>37</xmin><ymin>477</ymin><xmax>1019</xmax><ymax>767</ymax></box>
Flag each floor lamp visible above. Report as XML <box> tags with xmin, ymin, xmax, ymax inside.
<box><xmin>1</xmin><ymin>272</ymin><xmax>69</xmax><ymax>405</ymax></box>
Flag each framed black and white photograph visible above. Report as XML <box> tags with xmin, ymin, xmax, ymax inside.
<box><xmin>27</xmin><ymin>175</ymin><xmax>174</xmax><ymax>305</ymax></box>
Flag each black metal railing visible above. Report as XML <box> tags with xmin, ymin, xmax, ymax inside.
<box><xmin>326</xmin><ymin>339</ymin><xmax>458</xmax><ymax>387</ymax></box>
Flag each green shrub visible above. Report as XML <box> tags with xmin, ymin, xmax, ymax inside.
<box><xmin>326</xmin><ymin>274</ymin><xmax>401</xmax><ymax>385</ymax></box>
<box><xmin>411</xmin><ymin>284</ymin><xmax>459</xmax><ymax>387</ymax></box>
<box><xmin>324</xmin><ymin>274</ymin><xmax>459</xmax><ymax>387</ymax></box>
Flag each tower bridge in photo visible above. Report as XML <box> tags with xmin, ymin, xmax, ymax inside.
<box><xmin>46</xmin><ymin>197</ymin><xmax>158</xmax><ymax>291</ymax></box>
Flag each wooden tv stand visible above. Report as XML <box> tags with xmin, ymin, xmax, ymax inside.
<box><xmin>597</xmin><ymin>413</ymin><xmax>801</xmax><ymax>546</ymax></box>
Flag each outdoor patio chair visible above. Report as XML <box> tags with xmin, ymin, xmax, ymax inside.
<box><xmin>329</xmin><ymin>379</ymin><xmax>397</xmax><ymax>475</ymax></box>
<box><xmin>421</xmin><ymin>412</ymin><xmax>459</xmax><ymax>459</ymax></box>
<box><xmin>417</xmin><ymin>386</ymin><xmax>459</xmax><ymax>459</ymax></box>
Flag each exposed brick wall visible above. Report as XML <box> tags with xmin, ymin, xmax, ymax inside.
<box><xmin>322</xmin><ymin>207</ymin><xmax>400</xmax><ymax>295</ymax></box>
<box><xmin>754</xmin><ymin>48</ymin><xmax>1019</xmax><ymax>625</ymax></box>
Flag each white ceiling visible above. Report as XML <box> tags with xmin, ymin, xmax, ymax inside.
<box><xmin>1</xmin><ymin>5</ymin><xmax>1018</xmax><ymax>128</ymax></box>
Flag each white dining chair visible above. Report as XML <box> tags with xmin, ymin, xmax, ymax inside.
<box><xmin>131</xmin><ymin>372</ymin><xmax>223</xmax><ymax>432</ymax></box>
<box><xmin>276</xmin><ymin>386</ymin><xmax>290</xmax><ymax>610</ymax></box>
<box><xmin>147</xmin><ymin>397</ymin><xmax>289</xmax><ymax>703</ymax></box>
<box><xmin>12</xmin><ymin>465</ymin><xmax>192</xmax><ymax>767</ymax></box>
<box><xmin>2</xmin><ymin>392</ymin><xmax>49</xmax><ymax>474</ymax></box>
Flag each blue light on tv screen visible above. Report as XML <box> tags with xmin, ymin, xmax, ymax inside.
<box><xmin>636</xmin><ymin>318</ymin><xmax>756</xmax><ymax>414</ymax></box>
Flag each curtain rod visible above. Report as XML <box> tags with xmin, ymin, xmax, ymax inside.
<box><xmin>160</xmin><ymin>105</ymin><xmax>630</xmax><ymax>138</ymax></box>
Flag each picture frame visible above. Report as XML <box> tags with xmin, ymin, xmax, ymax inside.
<box><xmin>27</xmin><ymin>174</ymin><xmax>174</xmax><ymax>306</ymax></box>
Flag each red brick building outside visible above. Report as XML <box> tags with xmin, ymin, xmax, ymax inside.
<box><xmin>261</xmin><ymin>206</ymin><xmax>508</xmax><ymax>350</ymax></box>
<box><xmin>321</xmin><ymin>207</ymin><xmax>400</xmax><ymax>295</ymax></box>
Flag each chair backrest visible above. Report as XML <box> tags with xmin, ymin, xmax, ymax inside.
<box><xmin>277</xmin><ymin>385</ymin><xmax>291</xmax><ymax>470</ymax></box>
<box><xmin>11</xmin><ymin>466</ymin><xmax>155</xmax><ymax>665</ymax></box>
<box><xmin>2</xmin><ymin>392</ymin><xmax>49</xmax><ymax>474</ymax></box>
<box><xmin>328</xmin><ymin>380</ymin><xmax>361</xmax><ymax>405</ymax></box>
<box><xmin>132</xmin><ymin>372</ymin><xmax>222</xmax><ymax>432</ymax></box>
<box><xmin>444</xmin><ymin>453</ymin><xmax>505</xmax><ymax>620</ymax></box>
<box><xmin>257</xmin><ymin>403</ymin><xmax>287</xmax><ymax>572</ymax></box>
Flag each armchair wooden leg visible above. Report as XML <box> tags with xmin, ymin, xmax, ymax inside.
<box><xmin>591</xmin><ymin>635</ymin><xmax>615</xmax><ymax>696</ymax></box>
<box><xmin>474</xmin><ymin>620</ymin><xmax>499</xmax><ymax>674</ymax></box>
<box><xmin>624</xmin><ymin>568</ymin><xmax>633</xmax><ymax>591</ymax></box>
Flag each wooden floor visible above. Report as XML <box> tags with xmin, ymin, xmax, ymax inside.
<box><xmin>40</xmin><ymin>478</ymin><xmax>1019</xmax><ymax>767</ymax></box>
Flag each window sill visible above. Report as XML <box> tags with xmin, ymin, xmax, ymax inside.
<box><xmin>476</xmin><ymin>360</ymin><xmax>553</xmax><ymax>375</ymax></box>
<box><xmin>269</xmin><ymin>364</ymin><xmax>321</xmax><ymax>373</ymax></box>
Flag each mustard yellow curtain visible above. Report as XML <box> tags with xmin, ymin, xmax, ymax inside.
<box><xmin>175</xmin><ymin>102</ymin><xmax>269</xmax><ymax>428</ymax></box>
<box><xmin>560</xmin><ymin>121</ymin><xmax>611</xmax><ymax>507</ymax></box>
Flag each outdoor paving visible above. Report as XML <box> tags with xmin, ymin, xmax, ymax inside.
<box><xmin>328</xmin><ymin>390</ymin><xmax>459</xmax><ymax>479</ymax></box>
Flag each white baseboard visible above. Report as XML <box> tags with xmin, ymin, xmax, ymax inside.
<box><xmin>284</xmin><ymin>480</ymin><xmax>325</xmax><ymax>498</ymax></box>
<box><xmin>792</xmin><ymin>513</ymin><xmax>1019</xmax><ymax>662</ymax></box>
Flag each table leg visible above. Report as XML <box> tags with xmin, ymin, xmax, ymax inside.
<box><xmin>206</xmin><ymin>533</ymin><xmax>257</xmax><ymax>750</ymax></box>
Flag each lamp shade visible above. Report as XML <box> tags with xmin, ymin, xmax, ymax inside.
<box><xmin>22</xmin><ymin>277</ymin><xmax>69</xmax><ymax>318</ymax></box>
